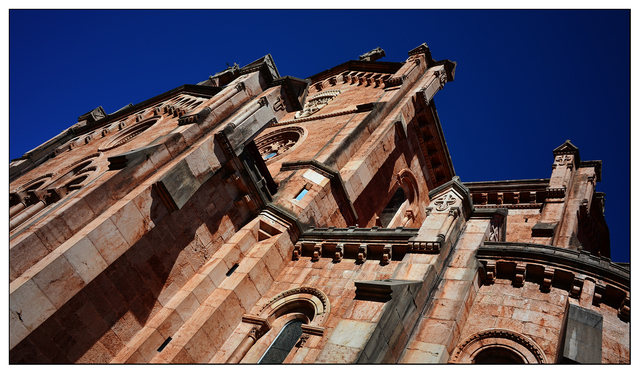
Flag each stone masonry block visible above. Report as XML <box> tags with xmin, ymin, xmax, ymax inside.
<box><xmin>87</xmin><ymin>218</ymin><xmax>131</xmax><ymax>264</ymax></box>
<box><xmin>247</xmin><ymin>259</ymin><xmax>274</xmax><ymax>295</ymax></box>
<box><xmin>327</xmin><ymin>319</ymin><xmax>376</xmax><ymax>350</ymax></box>
<box><xmin>443</xmin><ymin>267</ymin><xmax>476</xmax><ymax>281</ymax></box>
<box><xmin>400</xmin><ymin>341</ymin><xmax>449</xmax><ymax>363</ymax></box>
<box><xmin>58</xmin><ymin>198</ymin><xmax>96</xmax><ymax>233</ymax></box>
<box><xmin>315</xmin><ymin>342</ymin><xmax>361</xmax><ymax>363</ymax></box>
<box><xmin>199</xmin><ymin>136</ymin><xmax>223</xmax><ymax>172</ymax></box>
<box><xmin>9</xmin><ymin>233</ymin><xmax>49</xmax><ymax>282</ymax></box>
<box><xmin>455</xmin><ymin>232</ymin><xmax>485</xmax><ymax>250</ymax></box>
<box><xmin>184</xmin><ymin>328</ymin><xmax>216</xmax><ymax>363</ymax></box>
<box><xmin>203</xmin><ymin>258</ymin><xmax>230</xmax><ymax>288</ymax></box>
<box><xmin>393</xmin><ymin>263</ymin><xmax>432</xmax><ymax>281</ymax></box>
<box><xmin>463</xmin><ymin>219</ymin><xmax>491</xmax><ymax>234</ymax></box>
<box><xmin>156</xmin><ymin>159</ymin><xmax>204</xmax><ymax>211</ymax></box>
<box><xmin>561</xmin><ymin>303</ymin><xmax>603</xmax><ymax>363</ymax></box>
<box><xmin>415</xmin><ymin>318</ymin><xmax>459</xmax><ymax>347</ymax></box>
<box><xmin>191</xmin><ymin>273</ymin><xmax>216</xmax><ymax>305</ymax></box>
<box><xmin>9</xmin><ymin>279</ymin><xmax>57</xmax><ymax>346</ymax></box>
<box><xmin>175</xmin><ymin>292</ymin><xmax>202</xmax><ymax>323</ymax></box>
<box><xmin>135</xmin><ymin>328</ymin><xmax>166</xmax><ymax>363</ymax></box>
<box><xmin>429</xmin><ymin>298</ymin><xmax>464</xmax><ymax>321</ymax></box>
<box><xmin>62</xmin><ymin>236</ymin><xmax>108</xmax><ymax>284</ymax></box>
<box><xmin>184</xmin><ymin>148</ymin><xmax>214</xmax><ymax>183</ymax></box>
<box><xmin>232</xmin><ymin>276</ymin><xmax>261</xmax><ymax>311</ymax></box>
<box><xmin>31</xmin><ymin>253</ymin><xmax>86</xmax><ymax>309</ymax></box>
<box><xmin>156</xmin><ymin>310</ymin><xmax>185</xmax><ymax>339</ymax></box>
<box><xmin>438</xmin><ymin>280</ymin><xmax>472</xmax><ymax>302</ymax></box>
<box><xmin>109</xmin><ymin>200</ymin><xmax>147</xmax><ymax>247</ymax></box>
<box><xmin>9</xmin><ymin>310</ymin><xmax>30</xmax><ymax>350</ymax></box>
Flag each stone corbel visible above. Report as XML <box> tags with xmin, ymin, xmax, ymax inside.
<box><xmin>425</xmin><ymin>206</ymin><xmax>433</xmax><ymax>217</ymax></box>
<box><xmin>401</xmin><ymin>209</ymin><xmax>414</xmax><ymax>227</ymax></box>
<box><xmin>592</xmin><ymin>284</ymin><xmax>607</xmax><ymax>306</ymax></box>
<box><xmin>618</xmin><ymin>296</ymin><xmax>630</xmax><ymax>321</ymax></box>
<box><xmin>514</xmin><ymin>263</ymin><xmax>526</xmax><ymax>287</ymax></box>
<box><xmin>380</xmin><ymin>244</ymin><xmax>392</xmax><ymax>266</ymax></box>
<box><xmin>356</xmin><ymin>244</ymin><xmax>367</xmax><ymax>264</ymax></box>
<box><xmin>416</xmin><ymin>65</ymin><xmax>447</xmax><ymax>107</ymax></box>
<box><xmin>484</xmin><ymin>260</ymin><xmax>497</xmax><ymax>285</ymax></box>
<box><xmin>292</xmin><ymin>243</ymin><xmax>301</xmax><ymax>261</ymax></box>
<box><xmin>332</xmin><ymin>243</ymin><xmax>343</xmax><ymax>263</ymax></box>
<box><xmin>570</xmin><ymin>276</ymin><xmax>585</xmax><ymax>299</ymax></box>
<box><xmin>311</xmin><ymin>243</ymin><xmax>322</xmax><ymax>262</ymax></box>
<box><xmin>541</xmin><ymin>268</ymin><xmax>555</xmax><ymax>292</ymax></box>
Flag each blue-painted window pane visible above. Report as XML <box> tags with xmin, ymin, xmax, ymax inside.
<box><xmin>294</xmin><ymin>188</ymin><xmax>308</xmax><ymax>201</ymax></box>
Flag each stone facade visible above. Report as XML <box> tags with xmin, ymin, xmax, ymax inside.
<box><xmin>9</xmin><ymin>44</ymin><xmax>628</xmax><ymax>364</ymax></box>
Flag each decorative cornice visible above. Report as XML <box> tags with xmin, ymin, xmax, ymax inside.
<box><xmin>477</xmin><ymin>242</ymin><xmax>629</xmax><ymax>290</ymax></box>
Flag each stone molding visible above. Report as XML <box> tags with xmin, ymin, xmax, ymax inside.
<box><xmin>270</xmin><ymin>103</ymin><xmax>375</xmax><ymax>127</ymax></box>
<box><xmin>258</xmin><ymin>287</ymin><xmax>330</xmax><ymax>326</ymax></box>
<box><xmin>451</xmin><ymin>329</ymin><xmax>548</xmax><ymax>363</ymax></box>
<box><xmin>99</xmin><ymin>116</ymin><xmax>160</xmax><ymax>152</ymax></box>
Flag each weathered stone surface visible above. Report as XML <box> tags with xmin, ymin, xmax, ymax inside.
<box><xmin>9</xmin><ymin>46</ymin><xmax>625</xmax><ymax>365</ymax></box>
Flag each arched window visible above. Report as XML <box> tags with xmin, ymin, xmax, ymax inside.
<box><xmin>473</xmin><ymin>347</ymin><xmax>526</xmax><ymax>364</ymax></box>
<box><xmin>451</xmin><ymin>329</ymin><xmax>548</xmax><ymax>364</ymax></box>
<box><xmin>379</xmin><ymin>188</ymin><xmax>407</xmax><ymax>227</ymax></box>
<box><xmin>258</xmin><ymin>320</ymin><xmax>304</xmax><ymax>364</ymax></box>
<box><xmin>227</xmin><ymin>287</ymin><xmax>329</xmax><ymax>364</ymax></box>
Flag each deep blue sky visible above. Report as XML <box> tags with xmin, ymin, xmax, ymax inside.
<box><xmin>9</xmin><ymin>10</ymin><xmax>630</xmax><ymax>262</ymax></box>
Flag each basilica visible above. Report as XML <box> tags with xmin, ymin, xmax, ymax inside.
<box><xmin>9</xmin><ymin>44</ymin><xmax>629</xmax><ymax>363</ymax></box>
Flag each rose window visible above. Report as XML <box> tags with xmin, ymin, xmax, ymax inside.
<box><xmin>254</xmin><ymin>126</ymin><xmax>306</xmax><ymax>162</ymax></box>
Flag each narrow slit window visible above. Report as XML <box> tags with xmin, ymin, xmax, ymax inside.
<box><xmin>294</xmin><ymin>188</ymin><xmax>308</xmax><ymax>201</ymax></box>
<box><xmin>226</xmin><ymin>263</ymin><xmax>239</xmax><ymax>276</ymax></box>
<box><xmin>379</xmin><ymin>188</ymin><xmax>407</xmax><ymax>227</ymax></box>
<box><xmin>157</xmin><ymin>337</ymin><xmax>172</xmax><ymax>352</ymax></box>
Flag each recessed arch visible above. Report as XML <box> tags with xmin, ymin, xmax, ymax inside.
<box><xmin>99</xmin><ymin>116</ymin><xmax>160</xmax><ymax>151</ymax></box>
<box><xmin>231</xmin><ymin>287</ymin><xmax>330</xmax><ymax>364</ymax></box>
<box><xmin>451</xmin><ymin>329</ymin><xmax>548</xmax><ymax>364</ymax></box>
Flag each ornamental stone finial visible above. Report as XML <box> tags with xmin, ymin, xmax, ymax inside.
<box><xmin>359</xmin><ymin>47</ymin><xmax>386</xmax><ymax>62</ymax></box>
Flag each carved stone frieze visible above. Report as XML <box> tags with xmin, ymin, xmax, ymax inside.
<box><xmin>294</xmin><ymin>89</ymin><xmax>340</xmax><ymax>119</ymax></box>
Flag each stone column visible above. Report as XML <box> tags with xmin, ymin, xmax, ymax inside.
<box><xmin>9</xmin><ymin>202</ymin><xmax>27</xmax><ymax>218</ymax></box>
<box><xmin>226</xmin><ymin>315</ymin><xmax>271</xmax><ymax>364</ymax></box>
<box><xmin>9</xmin><ymin>200</ymin><xmax>46</xmax><ymax>231</ymax></box>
